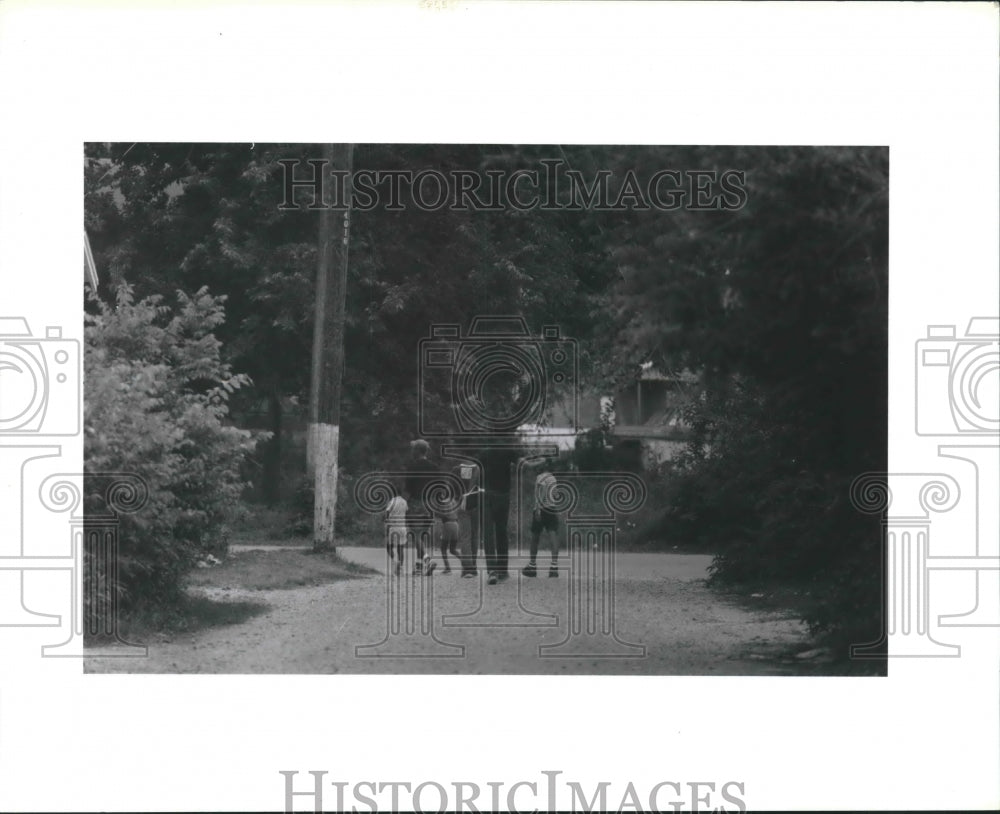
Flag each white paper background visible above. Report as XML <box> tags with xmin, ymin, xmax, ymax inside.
<box><xmin>0</xmin><ymin>1</ymin><xmax>997</xmax><ymax>811</ymax></box>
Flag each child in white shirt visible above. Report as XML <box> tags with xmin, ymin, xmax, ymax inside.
<box><xmin>385</xmin><ymin>493</ymin><xmax>408</xmax><ymax>576</ymax></box>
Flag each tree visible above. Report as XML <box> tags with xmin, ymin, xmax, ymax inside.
<box><xmin>84</xmin><ymin>143</ymin><xmax>618</xmax><ymax>514</ymax></box>
<box><xmin>598</xmin><ymin>146</ymin><xmax>889</xmax><ymax>659</ymax></box>
<box><xmin>86</xmin><ymin>143</ymin><xmax>320</xmax><ymax>503</ymax></box>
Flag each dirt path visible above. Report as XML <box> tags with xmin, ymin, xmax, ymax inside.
<box><xmin>86</xmin><ymin>548</ymin><xmax>814</xmax><ymax>675</ymax></box>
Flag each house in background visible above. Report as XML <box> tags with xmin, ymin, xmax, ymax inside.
<box><xmin>517</xmin><ymin>383</ymin><xmax>602</xmax><ymax>453</ymax></box>
<box><xmin>605</xmin><ymin>363</ymin><xmax>698</xmax><ymax>469</ymax></box>
<box><xmin>516</xmin><ymin>363</ymin><xmax>699</xmax><ymax>471</ymax></box>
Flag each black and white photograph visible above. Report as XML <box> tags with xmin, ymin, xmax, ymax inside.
<box><xmin>0</xmin><ymin>2</ymin><xmax>997</xmax><ymax>812</ymax></box>
<box><xmin>81</xmin><ymin>143</ymin><xmax>889</xmax><ymax>678</ymax></box>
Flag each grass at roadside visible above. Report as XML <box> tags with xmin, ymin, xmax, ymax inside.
<box><xmin>108</xmin><ymin>594</ymin><xmax>271</xmax><ymax>642</ymax></box>
<box><xmin>185</xmin><ymin>548</ymin><xmax>376</xmax><ymax>591</ymax></box>
<box><xmin>95</xmin><ymin>549</ymin><xmax>377</xmax><ymax>645</ymax></box>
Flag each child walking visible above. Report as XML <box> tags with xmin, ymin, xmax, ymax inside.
<box><xmin>454</xmin><ymin>461</ymin><xmax>482</xmax><ymax>577</ymax></box>
<box><xmin>522</xmin><ymin>469</ymin><xmax>561</xmax><ymax>578</ymax></box>
<box><xmin>437</xmin><ymin>503</ymin><xmax>462</xmax><ymax>574</ymax></box>
<box><xmin>384</xmin><ymin>492</ymin><xmax>408</xmax><ymax>576</ymax></box>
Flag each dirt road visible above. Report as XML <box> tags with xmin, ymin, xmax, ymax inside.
<box><xmin>86</xmin><ymin>548</ymin><xmax>815</xmax><ymax>675</ymax></box>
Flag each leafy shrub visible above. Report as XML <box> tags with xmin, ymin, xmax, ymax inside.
<box><xmin>649</xmin><ymin>380</ymin><xmax>884</xmax><ymax>659</ymax></box>
<box><xmin>84</xmin><ymin>284</ymin><xmax>260</xmax><ymax>626</ymax></box>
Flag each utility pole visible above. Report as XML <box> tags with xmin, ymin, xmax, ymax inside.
<box><xmin>309</xmin><ymin>143</ymin><xmax>353</xmax><ymax>553</ymax></box>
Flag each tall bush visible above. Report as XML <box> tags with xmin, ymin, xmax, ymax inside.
<box><xmin>84</xmin><ymin>284</ymin><xmax>259</xmax><ymax>622</ymax></box>
<box><xmin>656</xmin><ymin>384</ymin><xmax>884</xmax><ymax>659</ymax></box>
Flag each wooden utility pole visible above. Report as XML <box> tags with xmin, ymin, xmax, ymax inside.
<box><xmin>309</xmin><ymin>143</ymin><xmax>353</xmax><ymax>553</ymax></box>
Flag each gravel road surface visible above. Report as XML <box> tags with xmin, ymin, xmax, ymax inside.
<box><xmin>86</xmin><ymin>547</ymin><xmax>814</xmax><ymax>675</ymax></box>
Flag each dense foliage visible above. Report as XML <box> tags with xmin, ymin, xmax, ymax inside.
<box><xmin>608</xmin><ymin>147</ymin><xmax>888</xmax><ymax>657</ymax></box>
<box><xmin>84</xmin><ymin>284</ymin><xmax>258</xmax><ymax>623</ymax></box>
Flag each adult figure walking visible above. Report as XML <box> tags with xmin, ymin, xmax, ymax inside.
<box><xmin>477</xmin><ymin>442</ymin><xmax>521</xmax><ymax>585</ymax></box>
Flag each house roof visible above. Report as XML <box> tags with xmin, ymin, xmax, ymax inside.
<box><xmin>638</xmin><ymin>361</ymin><xmax>698</xmax><ymax>383</ymax></box>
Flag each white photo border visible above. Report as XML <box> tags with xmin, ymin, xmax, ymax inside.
<box><xmin>0</xmin><ymin>1</ymin><xmax>997</xmax><ymax>811</ymax></box>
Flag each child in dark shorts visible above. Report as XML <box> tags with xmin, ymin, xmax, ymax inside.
<box><xmin>523</xmin><ymin>470</ymin><xmax>561</xmax><ymax>578</ymax></box>
<box><xmin>437</xmin><ymin>504</ymin><xmax>462</xmax><ymax>574</ymax></box>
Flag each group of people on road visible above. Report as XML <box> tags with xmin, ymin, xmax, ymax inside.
<box><xmin>385</xmin><ymin>439</ymin><xmax>562</xmax><ymax>585</ymax></box>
